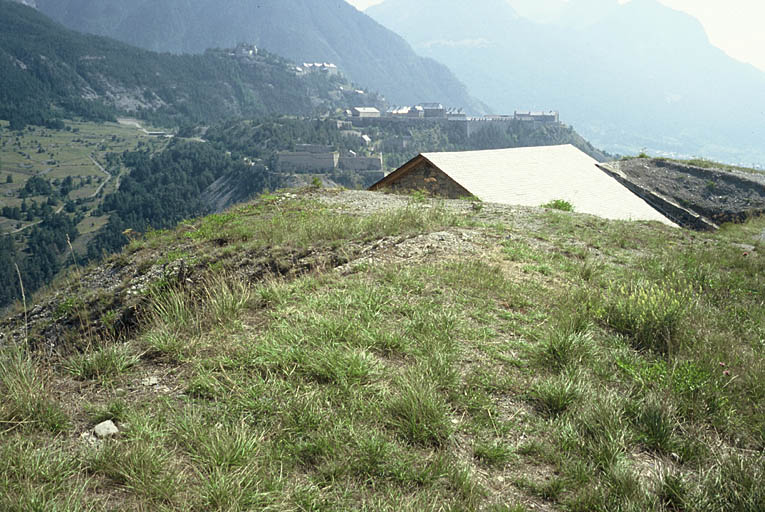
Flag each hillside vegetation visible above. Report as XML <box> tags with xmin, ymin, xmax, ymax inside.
<box><xmin>34</xmin><ymin>0</ymin><xmax>484</xmax><ymax>112</ymax></box>
<box><xmin>1</xmin><ymin>189</ymin><xmax>763</xmax><ymax>511</ymax></box>
<box><xmin>0</xmin><ymin>119</ymin><xmax>169</xmax><ymax>309</ymax></box>
<box><xmin>0</xmin><ymin>0</ymin><xmax>375</xmax><ymax>130</ymax></box>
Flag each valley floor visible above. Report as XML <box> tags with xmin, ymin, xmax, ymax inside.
<box><xmin>1</xmin><ymin>189</ymin><xmax>763</xmax><ymax>511</ymax></box>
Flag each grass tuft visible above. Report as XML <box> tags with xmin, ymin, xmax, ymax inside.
<box><xmin>541</xmin><ymin>199</ymin><xmax>574</xmax><ymax>212</ymax></box>
<box><xmin>66</xmin><ymin>344</ymin><xmax>139</xmax><ymax>382</ymax></box>
<box><xmin>84</xmin><ymin>441</ymin><xmax>181</xmax><ymax>504</ymax></box>
<box><xmin>655</xmin><ymin>469</ymin><xmax>688</xmax><ymax>511</ymax></box>
<box><xmin>533</xmin><ymin>328</ymin><xmax>593</xmax><ymax>373</ymax></box>
<box><xmin>0</xmin><ymin>348</ymin><xmax>69</xmax><ymax>433</ymax></box>
<box><xmin>699</xmin><ymin>454</ymin><xmax>765</xmax><ymax>511</ymax></box>
<box><xmin>474</xmin><ymin>441</ymin><xmax>514</xmax><ymax>467</ymax></box>
<box><xmin>386</xmin><ymin>369</ymin><xmax>453</xmax><ymax>447</ymax></box>
<box><xmin>634</xmin><ymin>397</ymin><xmax>678</xmax><ymax>455</ymax></box>
<box><xmin>527</xmin><ymin>375</ymin><xmax>581</xmax><ymax>418</ymax></box>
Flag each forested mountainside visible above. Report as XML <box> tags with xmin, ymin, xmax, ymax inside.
<box><xmin>33</xmin><ymin>0</ymin><xmax>485</xmax><ymax>113</ymax></box>
<box><xmin>368</xmin><ymin>0</ymin><xmax>765</xmax><ymax>166</ymax></box>
<box><xmin>0</xmin><ymin>0</ymin><xmax>379</xmax><ymax>130</ymax></box>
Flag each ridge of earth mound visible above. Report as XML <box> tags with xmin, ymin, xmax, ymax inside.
<box><xmin>601</xmin><ymin>158</ymin><xmax>765</xmax><ymax>230</ymax></box>
<box><xmin>1</xmin><ymin>189</ymin><xmax>683</xmax><ymax>355</ymax></box>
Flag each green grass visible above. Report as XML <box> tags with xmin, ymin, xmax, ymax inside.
<box><xmin>600</xmin><ymin>278</ymin><xmax>692</xmax><ymax>355</ymax></box>
<box><xmin>1</xmin><ymin>190</ymin><xmax>764</xmax><ymax>510</ymax></box>
<box><xmin>0</xmin><ymin>348</ymin><xmax>70</xmax><ymax>433</ymax></box>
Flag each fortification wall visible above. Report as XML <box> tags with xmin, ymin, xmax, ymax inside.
<box><xmin>277</xmin><ymin>152</ymin><xmax>339</xmax><ymax>171</ymax></box>
<box><xmin>339</xmin><ymin>156</ymin><xmax>383</xmax><ymax>171</ymax></box>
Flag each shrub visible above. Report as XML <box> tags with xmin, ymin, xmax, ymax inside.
<box><xmin>601</xmin><ymin>279</ymin><xmax>691</xmax><ymax>356</ymax></box>
<box><xmin>541</xmin><ymin>199</ymin><xmax>574</xmax><ymax>212</ymax></box>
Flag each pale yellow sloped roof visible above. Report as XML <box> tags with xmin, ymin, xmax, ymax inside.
<box><xmin>421</xmin><ymin>145</ymin><xmax>675</xmax><ymax>225</ymax></box>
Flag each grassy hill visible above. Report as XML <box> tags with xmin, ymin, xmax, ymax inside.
<box><xmin>1</xmin><ymin>189</ymin><xmax>763</xmax><ymax>510</ymax></box>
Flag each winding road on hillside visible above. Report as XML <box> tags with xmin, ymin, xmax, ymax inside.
<box><xmin>89</xmin><ymin>155</ymin><xmax>113</xmax><ymax>197</ymax></box>
<box><xmin>9</xmin><ymin>204</ymin><xmax>65</xmax><ymax>234</ymax></box>
<box><xmin>7</xmin><ymin>154</ymin><xmax>111</xmax><ymax>235</ymax></box>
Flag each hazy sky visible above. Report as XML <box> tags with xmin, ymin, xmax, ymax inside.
<box><xmin>346</xmin><ymin>0</ymin><xmax>765</xmax><ymax>72</ymax></box>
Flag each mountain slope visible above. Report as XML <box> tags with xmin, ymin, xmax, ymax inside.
<box><xmin>367</xmin><ymin>0</ymin><xmax>765</xmax><ymax>166</ymax></box>
<box><xmin>33</xmin><ymin>0</ymin><xmax>485</xmax><ymax>112</ymax></box>
<box><xmin>0</xmin><ymin>0</ymin><xmax>376</xmax><ymax>128</ymax></box>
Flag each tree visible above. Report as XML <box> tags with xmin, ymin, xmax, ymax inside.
<box><xmin>6</xmin><ymin>174</ymin><xmax>12</xmax><ymax>184</ymax></box>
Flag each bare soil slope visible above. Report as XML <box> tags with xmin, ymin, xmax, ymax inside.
<box><xmin>606</xmin><ymin>158</ymin><xmax>765</xmax><ymax>227</ymax></box>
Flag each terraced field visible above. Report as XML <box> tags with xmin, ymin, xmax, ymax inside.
<box><xmin>0</xmin><ymin>119</ymin><xmax>168</xmax><ymax>243</ymax></box>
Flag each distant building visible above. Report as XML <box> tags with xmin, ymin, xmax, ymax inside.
<box><xmin>387</xmin><ymin>106</ymin><xmax>413</xmax><ymax>118</ymax></box>
<box><xmin>446</xmin><ymin>108</ymin><xmax>467</xmax><ymax>121</ymax></box>
<box><xmin>300</xmin><ymin>62</ymin><xmax>339</xmax><ymax>76</ymax></box>
<box><xmin>514</xmin><ymin>111</ymin><xmax>559</xmax><ymax>123</ymax></box>
<box><xmin>232</xmin><ymin>43</ymin><xmax>258</xmax><ymax>59</ymax></box>
<box><xmin>420</xmin><ymin>103</ymin><xmax>446</xmax><ymax>118</ymax></box>
<box><xmin>351</xmin><ymin>107</ymin><xmax>381</xmax><ymax>119</ymax></box>
<box><xmin>339</xmin><ymin>153</ymin><xmax>382</xmax><ymax>171</ymax></box>
<box><xmin>295</xmin><ymin>144</ymin><xmax>334</xmax><ymax>153</ymax></box>
<box><xmin>278</xmin><ymin>144</ymin><xmax>382</xmax><ymax>173</ymax></box>
<box><xmin>278</xmin><ymin>149</ymin><xmax>339</xmax><ymax>172</ymax></box>
<box><xmin>369</xmin><ymin>145</ymin><xmax>675</xmax><ymax>224</ymax></box>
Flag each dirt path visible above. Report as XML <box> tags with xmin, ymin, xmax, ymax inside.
<box><xmin>88</xmin><ymin>155</ymin><xmax>112</xmax><ymax>198</ymax></box>
<box><xmin>9</xmin><ymin>204</ymin><xmax>65</xmax><ymax>234</ymax></box>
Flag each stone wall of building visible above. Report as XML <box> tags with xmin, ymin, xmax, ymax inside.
<box><xmin>339</xmin><ymin>155</ymin><xmax>383</xmax><ymax>171</ymax></box>
<box><xmin>277</xmin><ymin>152</ymin><xmax>339</xmax><ymax>172</ymax></box>
<box><xmin>379</xmin><ymin>162</ymin><xmax>472</xmax><ymax>199</ymax></box>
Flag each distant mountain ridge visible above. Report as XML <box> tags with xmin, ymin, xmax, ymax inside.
<box><xmin>367</xmin><ymin>0</ymin><xmax>765</xmax><ymax>166</ymax></box>
<box><xmin>0</xmin><ymin>0</ymin><xmax>379</xmax><ymax>128</ymax></box>
<box><xmin>32</xmin><ymin>0</ymin><xmax>485</xmax><ymax>113</ymax></box>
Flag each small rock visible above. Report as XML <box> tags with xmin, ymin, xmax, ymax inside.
<box><xmin>142</xmin><ymin>376</ymin><xmax>159</xmax><ymax>386</ymax></box>
<box><xmin>94</xmin><ymin>420</ymin><xmax>119</xmax><ymax>439</ymax></box>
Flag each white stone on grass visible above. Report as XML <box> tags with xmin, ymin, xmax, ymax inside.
<box><xmin>94</xmin><ymin>420</ymin><xmax>119</xmax><ymax>439</ymax></box>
